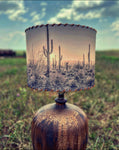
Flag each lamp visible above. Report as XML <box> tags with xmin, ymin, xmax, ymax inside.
<box><xmin>25</xmin><ymin>24</ymin><xmax>96</xmax><ymax>150</ymax></box>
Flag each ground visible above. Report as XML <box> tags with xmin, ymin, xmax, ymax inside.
<box><xmin>0</xmin><ymin>50</ymin><xmax>119</xmax><ymax>149</ymax></box>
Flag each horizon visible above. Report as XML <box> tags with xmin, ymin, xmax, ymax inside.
<box><xmin>6</xmin><ymin>49</ymin><xmax>119</xmax><ymax>52</ymax></box>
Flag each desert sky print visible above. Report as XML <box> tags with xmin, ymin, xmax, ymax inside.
<box><xmin>26</xmin><ymin>24</ymin><xmax>96</xmax><ymax>91</ymax></box>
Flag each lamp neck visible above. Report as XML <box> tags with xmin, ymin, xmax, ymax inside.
<box><xmin>55</xmin><ymin>92</ymin><xmax>67</xmax><ymax>104</ymax></box>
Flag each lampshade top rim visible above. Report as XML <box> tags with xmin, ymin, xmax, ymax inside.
<box><xmin>25</xmin><ymin>23</ymin><xmax>97</xmax><ymax>33</ymax></box>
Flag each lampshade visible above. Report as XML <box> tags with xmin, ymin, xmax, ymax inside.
<box><xmin>25</xmin><ymin>24</ymin><xmax>96</xmax><ymax>92</ymax></box>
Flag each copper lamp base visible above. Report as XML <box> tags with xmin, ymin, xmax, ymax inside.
<box><xmin>31</xmin><ymin>93</ymin><xmax>88</xmax><ymax>150</ymax></box>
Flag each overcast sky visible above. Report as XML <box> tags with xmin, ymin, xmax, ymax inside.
<box><xmin>0</xmin><ymin>0</ymin><xmax>119</xmax><ymax>51</ymax></box>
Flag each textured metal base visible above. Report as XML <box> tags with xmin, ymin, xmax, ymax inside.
<box><xmin>31</xmin><ymin>100</ymin><xmax>88</xmax><ymax>150</ymax></box>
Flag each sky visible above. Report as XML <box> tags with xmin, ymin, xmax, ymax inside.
<box><xmin>0</xmin><ymin>0</ymin><xmax>119</xmax><ymax>51</ymax></box>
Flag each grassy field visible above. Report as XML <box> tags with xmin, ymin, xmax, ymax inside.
<box><xmin>0</xmin><ymin>51</ymin><xmax>119</xmax><ymax>150</ymax></box>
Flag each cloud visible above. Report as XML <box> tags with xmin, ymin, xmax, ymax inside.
<box><xmin>30</xmin><ymin>8</ymin><xmax>46</xmax><ymax>25</ymax></box>
<box><xmin>9</xmin><ymin>31</ymin><xmax>25</xmax><ymax>38</ymax></box>
<box><xmin>102</xmin><ymin>1</ymin><xmax>119</xmax><ymax>17</ymax></box>
<box><xmin>48</xmin><ymin>0</ymin><xmax>103</xmax><ymax>23</ymax></box>
<box><xmin>0</xmin><ymin>1</ymin><xmax>28</xmax><ymax>22</ymax></box>
<box><xmin>0</xmin><ymin>31</ymin><xmax>25</xmax><ymax>42</ymax></box>
<box><xmin>40</xmin><ymin>2</ymin><xmax>47</xmax><ymax>6</ymax></box>
<box><xmin>72</xmin><ymin>0</ymin><xmax>103</xmax><ymax>10</ymax></box>
<box><xmin>30</xmin><ymin>11</ymin><xmax>40</xmax><ymax>22</ymax></box>
<box><xmin>48</xmin><ymin>0</ymin><xmax>119</xmax><ymax>24</ymax></box>
<box><xmin>73</xmin><ymin>10</ymin><xmax>103</xmax><ymax>21</ymax></box>
<box><xmin>111</xmin><ymin>20</ymin><xmax>119</xmax><ymax>36</ymax></box>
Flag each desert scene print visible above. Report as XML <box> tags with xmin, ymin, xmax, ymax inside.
<box><xmin>25</xmin><ymin>24</ymin><xmax>96</xmax><ymax>91</ymax></box>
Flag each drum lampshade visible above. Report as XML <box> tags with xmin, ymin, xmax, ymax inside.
<box><xmin>25</xmin><ymin>24</ymin><xmax>96</xmax><ymax>91</ymax></box>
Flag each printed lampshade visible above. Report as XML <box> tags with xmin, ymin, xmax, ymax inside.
<box><xmin>25</xmin><ymin>24</ymin><xmax>96</xmax><ymax>91</ymax></box>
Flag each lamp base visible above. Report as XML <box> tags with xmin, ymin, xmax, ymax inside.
<box><xmin>31</xmin><ymin>97</ymin><xmax>88</xmax><ymax>150</ymax></box>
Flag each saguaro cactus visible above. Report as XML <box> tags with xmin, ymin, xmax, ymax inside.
<box><xmin>77</xmin><ymin>61</ymin><xmax>80</xmax><ymax>69</ymax></box>
<box><xmin>59</xmin><ymin>46</ymin><xmax>63</xmax><ymax>71</ymax></box>
<box><xmin>66</xmin><ymin>62</ymin><xmax>69</xmax><ymax>71</ymax></box>
<box><xmin>83</xmin><ymin>54</ymin><xmax>85</xmax><ymax>67</ymax></box>
<box><xmin>55</xmin><ymin>55</ymin><xmax>57</xmax><ymax>69</ymax></box>
<box><xmin>43</xmin><ymin>25</ymin><xmax>53</xmax><ymax>77</ymax></box>
<box><xmin>52</xmin><ymin>58</ymin><xmax>55</xmax><ymax>69</ymax></box>
<box><xmin>32</xmin><ymin>44</ymin><xmax>34</xmax><ymax>65</ymax></box>
<box><xmin>88</xmin><ymin>44</ymin><xmax>90</xmax><ymax>66</ymax></box>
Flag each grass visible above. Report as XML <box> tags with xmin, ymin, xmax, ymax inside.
<box><xmin>0</xmin><ymin>51</ymin><xmax>119</xmax><ymax>149</ymax></box>
<box><xmin>15</xmin><ymin>50</ymin><xmax>26</xmax><ymax>57</ymax></box>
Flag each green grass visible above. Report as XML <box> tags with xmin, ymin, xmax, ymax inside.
<box><xmin>0</xmin><ymin>51</ymin><xmax>119</xmax><ymax>149</ymax></box>
<box><xmin>13</xmin><ymin>50</ymin><xmax>26</xmax><ymax>57</ymax></box>
<box><xmin>0</xmin><ymin>58</ymin><xmax>26</xmax><ymax>66</ymax></box>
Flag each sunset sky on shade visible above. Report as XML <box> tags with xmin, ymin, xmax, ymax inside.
<box><xmin>0</xmin><ymin>0</ymin><xmax>119</xmax><ymax>51</ymax></box>
<box><xmin>26</xmin><ymin>25</ymin><xmax>96</xmax><ymax>65</ymax></box>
